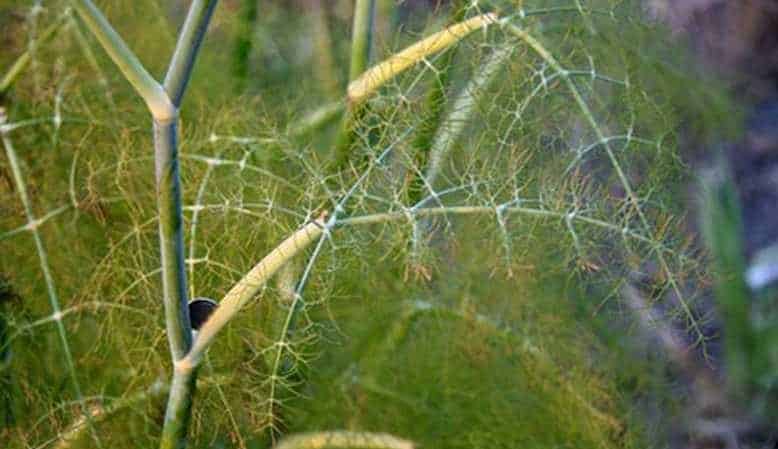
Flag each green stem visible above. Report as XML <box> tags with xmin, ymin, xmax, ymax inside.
<box><xmin>71</xmin><ymin>1</ymin><xmax>219</xmax><ymax>446</ymax></box>
<box><xmin>349</xmin><ymin>0</ymin><xmax>376</xmax><ymax>82</ymax></box>
<box><xmin>1</xmin><ymin>117</ymin><xmax>102</xmax><ymax>446</ymax></box>
<box><xmin>156</xmin><ymin>3</ymin><xmax>219</xmax><ymax>447</ymax></box>
<box><xmin>69</xmin><ymin>0</ymin><xmax>174</xmax><ymax>120</ymax></box>
<box><xmin>164</xmin><ymin>0</ymin><xmax>219</xmax><ymax>106</ymax></box>
<box><xmin>160</xmin><ymin>366</ymin><xmax>197</xmax><ymax>449</ymax></box>
<box><xmin>332</xmin><ymin>0</ymin><xmax>376</xmax><ymax>169</ymax></box>
<box><xmin>154</xmin><ymin>120</ymin><xmax>192</xmax><ymax>362</ymax></box>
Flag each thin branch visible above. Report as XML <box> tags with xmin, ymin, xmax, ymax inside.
<box><xmin>180</xmin><ymin>216</ymin><xmax>327</xmax><ymax>368</ymax></box>
<box><xmin>0</xmin><ymin>9</ymin><xmax>69</xmax><ymax>96</ymax></box>
<box><xmin>347</xmin><ymin>13</ymin><xmax>497</xmax><ymax>105</ymax></box>
<box><xmin>0</xmin><ymin>113</ymin><xmax>101</xmax><ymax>447</ymax></box>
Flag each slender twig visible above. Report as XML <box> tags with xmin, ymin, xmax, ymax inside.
<box><xmin>1</xmin><ymin>113</ymin><xmax>102</xmax><ymax>446</ymax></box>
<box><xmin>0</xmin><ymin>9</ymin><xmax>69</xmax><ymax>96</ymax></box>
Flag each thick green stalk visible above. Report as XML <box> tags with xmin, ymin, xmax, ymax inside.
<box><xmin>71</xmin><ymin>1</ymin><xmax>218</xmax><ymax>447</ymax></box>
<box><xmin>154</xmin><ymin>120</ymin><xmax>192</xmax><ymax>362</ymax></box>
<box><xmin>156</xmin><ymin>2</ymin><xmax>219</xmax><ymax>448</ymax></box>
<box><xmin>160</xmin><ymin>365</ymin><xmax>197</xmax><ymax>449</ymax></box>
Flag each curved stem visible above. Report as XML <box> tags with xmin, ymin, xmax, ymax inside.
<box><xmin>180</xmin><ymin>217</ymin><xmax>327</xmax><ymax>369</ymax></box>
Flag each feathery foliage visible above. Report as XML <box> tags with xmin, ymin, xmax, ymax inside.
<box><xmin>0</xmin><ymin>0</ymin><xmax>739</xmax><ymax>448</ymax></box>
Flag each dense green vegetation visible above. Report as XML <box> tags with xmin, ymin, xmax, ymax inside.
<box><xmin>0</xmin><ymin>1</ymin><xmax>752</xmax><ymax>448</ymax></box>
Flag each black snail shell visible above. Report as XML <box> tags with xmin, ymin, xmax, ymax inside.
<box><xmin>188</xmin><ymin>297</ymin><xmax>217</xmax><ymax>331</ymax></box>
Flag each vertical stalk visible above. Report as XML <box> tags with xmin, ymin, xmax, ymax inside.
<box><xmin>1</xmin><ymin>117</ymin><xmax>102</xmax><ymax>446</ymax></box>
<box><xmin>158</xmin><ymin>2</ymin><xmax>219</xmax><ymax>448</ymax></box>
<box><xmin>159</xmin><ymin>365</ymin><xmax>197</xmax><ymax>449</ymax></box>
<box><xmin>349</xmin><ymin>0</ymin><xmax>376</xmax><ymax>82</ymax></box>
<box><xmin>154</xmin><ymin>120</ymin><xmax>192</xmax><ymax>362</ymax></box>
<box><xmin>155</xmin><ymin>117</ymin><xmax>195</xmax><ymax>449</ymax></box>
<box><xmin>332</xmin><ymin>0</ymin><xmax>376</xmax><ymax>169</ymax></box>
<box><xmin>71</xmin><ymin>1</ymin><xmax>218</xmax><ymax>447</ymax></box>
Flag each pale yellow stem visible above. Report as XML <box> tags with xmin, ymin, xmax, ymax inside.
<box><xmin>347</xmin><ymin>13</ymin><xmax>497</xmax><ymax>105</ymax></box>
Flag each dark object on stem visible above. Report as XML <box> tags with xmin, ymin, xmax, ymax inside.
<box><xmin>188</xmin><ymin>297</ymin><xmax>217</xmax><ymax>331</ymax></box>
